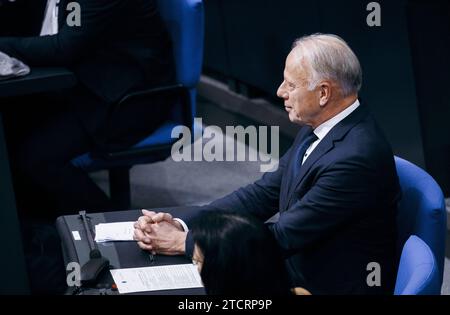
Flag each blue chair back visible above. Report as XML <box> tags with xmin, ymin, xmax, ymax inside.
<box><xmin>130</xmin><ymin>0</ymin><xmax>204</xmax><ymax>149</ymax></box>
<box><xmin>394</xmin><ymin>156</ymin><xmax>446</xmax><ymax>290</ymax></box>
<box><xmin>394</xmin><ymin>235</ymin><xmax>440</xmax><ymax>295</ymax></box>
<box><xmin>158</xmin><ymin>0</ymin><xmax>204</xmax><ymax>121</ymax></box>
<box><xmin>158</xmin><ymin>0</ymin><xmax>204</xmax><ymax>89</ymax></box>
<box><xmin>72</xmin><ymin>0</ymin><xmax>204</xmax><ymax>171</ymax></box>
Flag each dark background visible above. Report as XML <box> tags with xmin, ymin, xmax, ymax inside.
<box><xmin>0</xmin><ymin>0</ymin><xmax>46</xmax><ymax>36</ymax></box>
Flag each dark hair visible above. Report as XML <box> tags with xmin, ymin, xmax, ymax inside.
<box><xmin>190</xmin><ymin>211</ymin><xmax>290</xmax><ymax>295</ymax></box>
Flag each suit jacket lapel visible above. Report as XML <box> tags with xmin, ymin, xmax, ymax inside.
<box><xmin>286</xmin><ymin>135</ymin><xmax>335</xmax><ymax>207</ymax></box>
<box><xmin>285</xmin><ymin>104</ymin><xmax>370</xmax><ymax>208</ymax></box>
<box><xmin>280</xmin><ymin>127</ymin><xmax>311</xmax><ymax>210</ymax></box>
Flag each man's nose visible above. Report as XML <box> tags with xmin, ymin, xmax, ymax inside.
<box><xmin>277</xmin><ymin>84</ymin><xmax>287</xmax><ymax>99</ymax></box>
<box><xmin>277</xmin><ymin>83</ymin><xmax>288</xmax><ymax>99</ymax></box>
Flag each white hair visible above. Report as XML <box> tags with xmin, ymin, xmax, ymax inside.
<box><xmin>292</xmin><ymin>33</ymin><xmax>362</xmax><ymax>96</ymax></box>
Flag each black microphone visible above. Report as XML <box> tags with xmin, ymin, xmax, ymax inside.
<box><xmin>78</xmin><ymin>211</ymin><xmax>109</xmax><ymax>285</ymax></box>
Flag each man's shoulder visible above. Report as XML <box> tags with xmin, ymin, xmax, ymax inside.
<box><xmin>320</xmin><ymin>108</ymin><xmax>394</xmax><ymax>167</ymax></box>
<box><xmin>349</xmin><ymin>111</ymin><xmax>392</xmax><ymax>151</ymax></box>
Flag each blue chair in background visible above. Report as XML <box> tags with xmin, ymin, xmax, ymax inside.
<box><xmin>71</xmin><ymin>0</ymin><xmax>204</xmax><ymax>209</ymax></box>
<box><xmin>394</xmin><ymin>235</ymin><xmax>440</xmax><ymax>295</ymax></box>
<box><xmin>394</xmin><ymin>156</ymin><xmax>447</xmax><ymax>293</ymax></box>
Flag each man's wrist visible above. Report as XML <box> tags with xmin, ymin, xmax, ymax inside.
<box><xmin>173</xmin><ymin>218</ymin><xmax>189</xmax><ymax>232</ymax></box>
<box><xmin>184</xmin><ymin>230</ymin><xmax>195</xmax><ymax>258</ymax></box>
<box><xmin>176</xmin><ymin>231</ymin><xmax>188</xmax><ymax>254</ymax></box>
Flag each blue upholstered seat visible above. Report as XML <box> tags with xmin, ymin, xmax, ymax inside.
<box><xmin>394</xmin><ymin>156</ymin><xmax>446</xmax><ymax>294</ymax></box>
<box><xmin>394</xmin><ymin>235</ymin><xmax>440</xmax><ymax>295</ymax></box>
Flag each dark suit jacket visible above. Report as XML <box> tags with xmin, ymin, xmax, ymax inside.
<box><xmin>0</xmin><ymin>0</ymin><xmax>46</xmax><ymax>36</ymax></box>
<box><xmin>183</xmin><ymin>104</ymin><xmax>401</xmax><ymax>295</ymax></box>
<box><xmin>0</xmin><ymin>0</ymin><xmax>174</xmax><ymax>140</ymax></box>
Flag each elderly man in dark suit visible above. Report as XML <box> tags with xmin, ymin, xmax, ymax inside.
<box><xmin>133</xmin><ymin>33</ymin><xmax>400</xmax><ymax>295</ymax></box>
<box><xmin>0</xmin><ymin>0</ymin><xmax>175</xmax><ymax>217</ymax></box>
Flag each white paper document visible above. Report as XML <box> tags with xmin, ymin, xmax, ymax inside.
<box><xmin>0</xmin><ymin>51</ymin><xmax>30</xmax><ymax>80</ymax></box>
<box><xmin>110</xmin><ymin>264</ymin><xmax>204</xmax><ymax>294</ymax></box>
<box><xmin>94</xmin><ymin>221</ymin><xmax>135</xmax><ymax>242</ymax></box>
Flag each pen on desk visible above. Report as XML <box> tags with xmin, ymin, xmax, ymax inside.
<box><xmin>143</xmin><ymin>217</ymin><xmax>156</xmax><ymax>264</ymax></box>
<box><xmin>146</xmin><ymin>217</ymin><xmax>156</xmax><ymax>264</ymax></box>
<box><xmin>144</xmin><ymin>233</ymin><xmax>155</xmax><ymax>264</ymax></box>
<box><xmin>143</xmin><ymin>230</ymin><xmax>155</xmax><ymax>264</ymax></box>
<box><xmin>149</xmin><ymin>252</ymin><xmax>155</xmax><ymax>264</ymax></box>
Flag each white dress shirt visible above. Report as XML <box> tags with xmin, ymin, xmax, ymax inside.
<box><xmin>173</xmin><ymin>218</ymin><xmax>189</xmax><ymax>232</ymax></box>
<box><xmin>302</xmin><ymin>99</ymin><xmax>360</xmax><ymax>164</ymax></box>
<box><xmin>40</xmin><ymin>0</ymin><xmax>60</xmax><ymax>36</ymax></box>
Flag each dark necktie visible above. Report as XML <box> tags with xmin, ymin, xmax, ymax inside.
<box><xmin>292</xmin><ymin>129</ymin><xmax>318</xmax><ymax>179</ymax></box>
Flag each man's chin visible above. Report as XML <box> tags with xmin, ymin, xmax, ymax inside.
<box><xmin>288</xmin><ymin>112</ymin><xmax>302</xmax><ymax>124</ymax></box>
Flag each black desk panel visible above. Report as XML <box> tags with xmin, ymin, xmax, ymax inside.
<box><xmin>0</xmin><ymin>68</ymin><xmax>76</xmax><ymax>294</ymax></box>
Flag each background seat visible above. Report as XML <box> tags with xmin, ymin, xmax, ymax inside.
<box><xmin>394</xmin><ymin>235</ymin><xmax>440</xmax><ymax>295</ymax></box>
<box><xmin>71</xmin><ymin>0</ymin><xmax>205</xmax><ymax>209</ymax></box>
<box><xmin>394</xmin><ymin>156</ymin><xmax>447</xmax><ymax>293</ymax></box>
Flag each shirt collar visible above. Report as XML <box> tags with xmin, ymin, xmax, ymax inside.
<box><xmin>313</xmin><ymin>99</ymin><xmax>360</xmax><ymax>140</ymax></box>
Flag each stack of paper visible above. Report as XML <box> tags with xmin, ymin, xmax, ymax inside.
<box><xmin>110</xmin><ymin>264</ymin><xmax>204</xmax><ymax>294</ymax></box>
<box><xmin>94</xmin><ymin>221</ymin><xmax>136</xmax><ymax>242</ymax></box>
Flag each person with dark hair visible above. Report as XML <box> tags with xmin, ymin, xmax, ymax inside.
<box><xmin>189</xmin><ymin>211</ymin><xmax>291</xmax><ymax>295</ymax></box>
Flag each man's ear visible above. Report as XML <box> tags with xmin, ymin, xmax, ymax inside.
<box><xmin>318</xmin><ymin>81</ymin><xmax>332</xmax><ymax>107</ymax></box>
